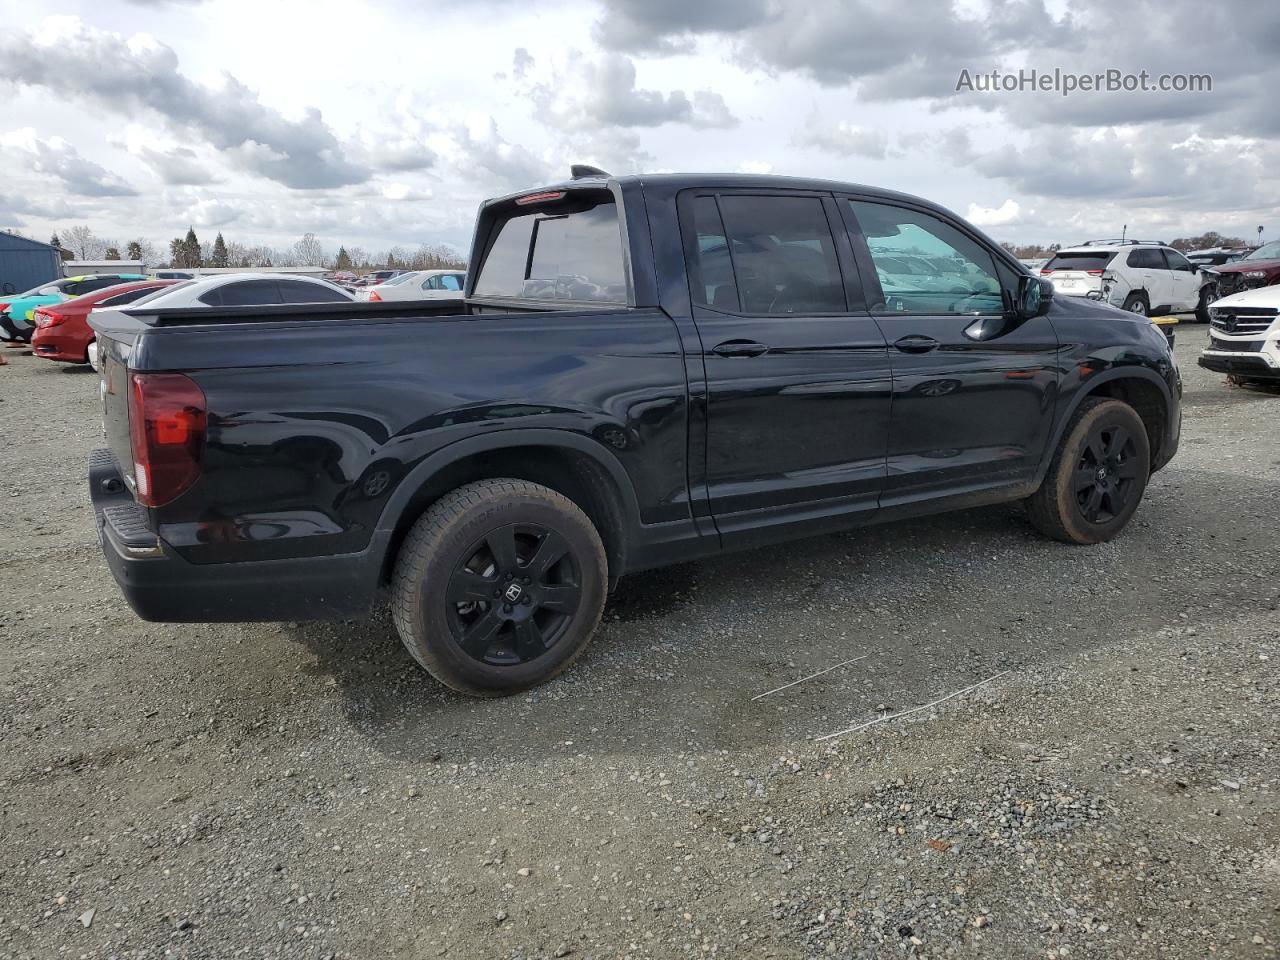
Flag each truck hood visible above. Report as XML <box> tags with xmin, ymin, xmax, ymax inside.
<box><xmin>1209</xmin><ymin>284</ymin><xmax>1280</xmax><ymax>310</ymax></box>
<box><xmin>1214</xmin><ymin>257</ymin><xmax>1280</xmax><ymax>275</ymax></box>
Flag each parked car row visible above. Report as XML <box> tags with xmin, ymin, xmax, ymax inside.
<box><xmin>1039</xmin><ymin>240</ymin><xmax>1219</xmax><ymax>321</ymax></box>
<box><xmin>1040</xmin><ymin>237</ymin><xmax>1280</xmax><ymax>323</ymax></box>
<box><xmin>1</xmin><ymin>273</ymin><xmax>357</xmax><ymax>367</ymax></box>
<box><xmin>355</xmin><ymin>269</ymin><xmax>467</xmax><ymax>302</ymax></box>
<box><xmin>0</xmin><ymin>273</ymin><xmax>149</xmax><ymax>342</ymax></box>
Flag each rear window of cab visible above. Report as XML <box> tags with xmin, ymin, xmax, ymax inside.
<box><xmin>474</xmin><ymin>197</ymin><xmax>628</xmax><ymax>304</ymax></box>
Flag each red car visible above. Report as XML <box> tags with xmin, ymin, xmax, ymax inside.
<box><xmin>31</xmin><ymin>280</ymin><xmax>181</xmax><ymax>364</ymax></box>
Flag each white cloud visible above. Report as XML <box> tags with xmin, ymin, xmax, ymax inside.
<box><xmin>1</xmin><ymin>127</ymin><xmax>139</xmax><ymax>196</ymax></box>
<box><xmin>965</xmin><ymin>199</ymin><xmax>1025</xmax><ymax>227</ymax></box>
<box><xmin>0</xmin><ymin>0</ymin><xmax>1275</xmax><ymax>254</ymax></box>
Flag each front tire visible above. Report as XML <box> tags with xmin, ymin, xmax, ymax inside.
<box><xmin>391</xmin><ymin>479</ymin><xmax>608</xmax><ymax>696</ymax></box>
<box><xmin>1195</xmin><ymin>284</ymin><xmax>1216</xmax><ymax>324</ymax></box>
<box><xmin>1026</xmin><ymin>398</ymin><xmax>1150</xmax><ymax>545</ymax></box>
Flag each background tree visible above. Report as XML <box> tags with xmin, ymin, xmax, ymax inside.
<box><xmin>63</xmin><ymin>225</ymin><xmax>106</xmax><ymax>260</ymax></box>
<box><xmin>104</xmin><ymin>246</ymin><xmax>122</xmax><ymax>260</ymax></box>
<box><xmin>407</xmin><ymin>243</ymin><xmax>467</xmax><ymax>270</ymax></box>
<box><xmin>184</xmin><ymin>226</ymin><xmax>203</xmax><ymax>267</ymax></box>
<box><xmin>292</xmin><ymin>233</ymin><xmax>326</xmax><ymax>267</ymax></box>
<box><xmin>1169</xmin><ymin>231</ymin><xmax>1249</xmax><ymax>252</ymax></box>
<box><xmin>225</xmin><ymin>241</ymin><xmax>276</xmax><ymax>268</ymax></box>
<box><xmin>49</xmin><ymin>232</ymin><xmax>61</xmax><ymax>249</ymax></box>
<box><xmin>126</xmin><ymin>240</ymin><xmax>143</xmax><ymax>262</ymax></box>
<box><xmin>334</xmin><ymin>246</ymin><xmax>352</xmax><ymax>271</ymax></box>
<box><xmin>170</xmin><ymin>227</ymin><xmax>203</xmax><ymax>268</ymax></box>
<box><xmin>209</xmin><ymin>233</ymin><xmax>229</xmax><ymax>268</ymax></box>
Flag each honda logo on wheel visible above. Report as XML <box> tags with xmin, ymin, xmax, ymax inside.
<box><xmin>504</xmin><ymin>583</ymin><xmax>524</xmax><ymax>602</ymax></box>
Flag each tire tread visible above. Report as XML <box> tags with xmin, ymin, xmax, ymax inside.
<box><xmin>390</xmin><ymin>479</ymin><xmax>606</xmax><ymax>695</ymax></box>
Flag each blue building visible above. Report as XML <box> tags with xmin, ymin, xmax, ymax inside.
<box><xmin>0</xmin><ymin>231</ymin><xmax>62</xmax><ymax>296</ymax></box>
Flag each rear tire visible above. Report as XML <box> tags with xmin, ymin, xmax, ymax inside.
<box><xmin>1121</xmin><ymin>293</ymin><xmax>1149</xmax><ymax>316</ymax></box>
<box><xmin>1026</xmin><ymin>398</ymin><xmax>1150</xmax><ymax>545</ymax></box>
<box><xmin>391</xmin><ymin>479</ymin><xmax>608</xmax><ymax>697</ymax></box>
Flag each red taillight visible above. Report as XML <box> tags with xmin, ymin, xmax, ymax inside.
<box><xmin>369</xmin><ymin>290</ymin><xmax>382</xmax><ymax>301</ymax></box>
<box><xmin>35</xmin><ymin>308</ymin><xmax>65</xmax><ymax>327</ymax></box>
<box><xmin>515</xmin><ymin>190</ymin><xmax>566</xmax><ymax>205</ymax></box>
<box><xmin>128</xmin><ymin>372</ymin><xmax>207</xmax><ymax>508</ymax></box>
<box><xmin>1087</xmin><ymin>269</ymin><xmax>1104</xmax><ymax>276</ymax></box>
<box><xmin>1039</xmin><ymin>268</ymin><xmax>1053</xmax><ymax>275</ymax></box>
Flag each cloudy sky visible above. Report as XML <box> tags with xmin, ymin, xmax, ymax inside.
<box><xmin>0</xmin><ymin>0</ymin><xmax>1277</xmax><ymax>260</ymax></box>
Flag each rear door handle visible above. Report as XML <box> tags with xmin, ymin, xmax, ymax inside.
<box><xmin>711</xmin><ymin>339</ymin><xmax>769</xmax><ymax>358</ymax></box>
<box><xmin>894</xmin><ymin>335</ymin><xmax>939</xmax><ymax>354</ymax></box>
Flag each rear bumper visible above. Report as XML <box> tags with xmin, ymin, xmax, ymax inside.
<box><xmin>31</xmin><ymin>327</ymin><xmax>90</xmax><ymax>362</ymax></box>
<box><xmin>90</xmin><ymin>449</ymin><xmax>382</xmax><ymax>622</ymax></box>
<box><xmin>0</xmin><ymin>311</ymin><xmax>32</xmax><ymax>341</ymax></box>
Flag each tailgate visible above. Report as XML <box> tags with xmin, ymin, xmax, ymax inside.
<box><xmin>91</xmin><ymin>309</ymin><xmax>146</xmax><ymax>489</ymax></box>
<box><xmin>1048</xmin><ymin>270</ymin><xmax>1103</xmax><ymax>295</ymax></box>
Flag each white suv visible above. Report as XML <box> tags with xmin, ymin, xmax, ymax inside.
<box><xmin>1198</xmin><ymin>285</ymin><xmax>1280</xmax><ymax>386</ymax></box>
<box><xmin>1042</xmin><ymin>240</ymin><xmax>1218</xmax><ymax>322</ymax></box>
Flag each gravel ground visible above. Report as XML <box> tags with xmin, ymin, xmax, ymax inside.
<box><xmin>1</xmin><ymin>328</ymin><xmax>1277</xmax><ymax>959</ymax></box>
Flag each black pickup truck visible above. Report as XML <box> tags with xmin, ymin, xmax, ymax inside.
<box><xmin>90</xmin><ymin>170</ymin><xmax>1181</xmax><ymax>695</ymax></box>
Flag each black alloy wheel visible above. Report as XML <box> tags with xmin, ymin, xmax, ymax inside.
<box><xmin>391</xmin><ymin>478</ymin><xmax>608</xmax><ymax>696</ymax></box>
<box><xmin>1072</xmin><ymin>422</ymin><xmax>1141</xmax><ymax>525</ymax></box>
<box><xmin>446</xmin><ymin>523</ymin><xmax>581</xmax><ymax>666</ymax></box>
<box><xmin>1024</xmin><ymin>397</ymin><xmax>1150</xmax><ymax>545</ymax></box>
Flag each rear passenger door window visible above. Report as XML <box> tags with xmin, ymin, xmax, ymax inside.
<box><xmin>844</xmin><ymin>200</ymin><xmax>1005</xmax><ymax>315</ymax></box>
<box><xmin>203</xmin><ymin>280</ymin><xmax>283</xmax><ymax>306</ymax></box>
<box><xmin>693</xmin><ymin>195</ymin><xmax>847</xmax><ymax>314</ymax></box>
<box><xmin>277</xmin><ymin>281</ymin><xmax>349</xmax><ymax>304</ymax></box>
<box><xmin>1128</xmin><ymin>249</ymin><xmax>1163</xmax><ymax>269</ymax></box>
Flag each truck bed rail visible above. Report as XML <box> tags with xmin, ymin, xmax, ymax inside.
<box><xmin>122</xmin><ymin>299</ymin><xmax>470</xmax><ymax>326</ymax></box>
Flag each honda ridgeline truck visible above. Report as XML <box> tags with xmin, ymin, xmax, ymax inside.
<box><xmin>90</xmin><ymin>169</ymin><xmax>1182</xmax><ymax>696</ymax></box>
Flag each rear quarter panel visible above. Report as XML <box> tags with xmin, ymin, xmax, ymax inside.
<box><xmin>130</xmin><ymin>311</ymin><xmax>691</xmax><ymax>564</ymax></box>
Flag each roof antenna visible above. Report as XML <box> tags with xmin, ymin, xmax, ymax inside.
<box><xmin>570</xmin><ymin>164</ymin><xmax>610</xmax><ymax>179</ymax></box>
<box><xmin>1121</xmin><ymin>224</ymin><xmax>1127</xmax><ymax>242</ymax></box>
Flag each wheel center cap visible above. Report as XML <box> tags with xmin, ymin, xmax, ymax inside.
<box><xmin>1096</xmin><ymin>467</ymin><xmax>1108</xmax><ymax>481</ymax></box>
<box><xmin>503</xmin><ymin>582</ymin><xmax>524</xmax><ymax>603</ymax></box>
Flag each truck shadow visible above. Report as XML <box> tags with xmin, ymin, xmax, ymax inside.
<box><xmin>285</xmin><ymin>479</ymin><xmax>1253</xmax><ymax>768</ymax></box>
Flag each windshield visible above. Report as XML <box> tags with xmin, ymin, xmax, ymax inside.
<box><xmin>15</xmin><ymin>281</ymin><xmax>63</xmax><ymax>297</ymax></box>
<box><xmin>1243</xmin><ymin>240</ymin><xmax>1280</xmax><ymax>261</ymax></box>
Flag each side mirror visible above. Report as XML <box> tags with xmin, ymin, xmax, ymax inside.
<box><xmin>1016</xmin><ymin>274</ymin><xmax>1053</xmax><ymax>319</ymax></box>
